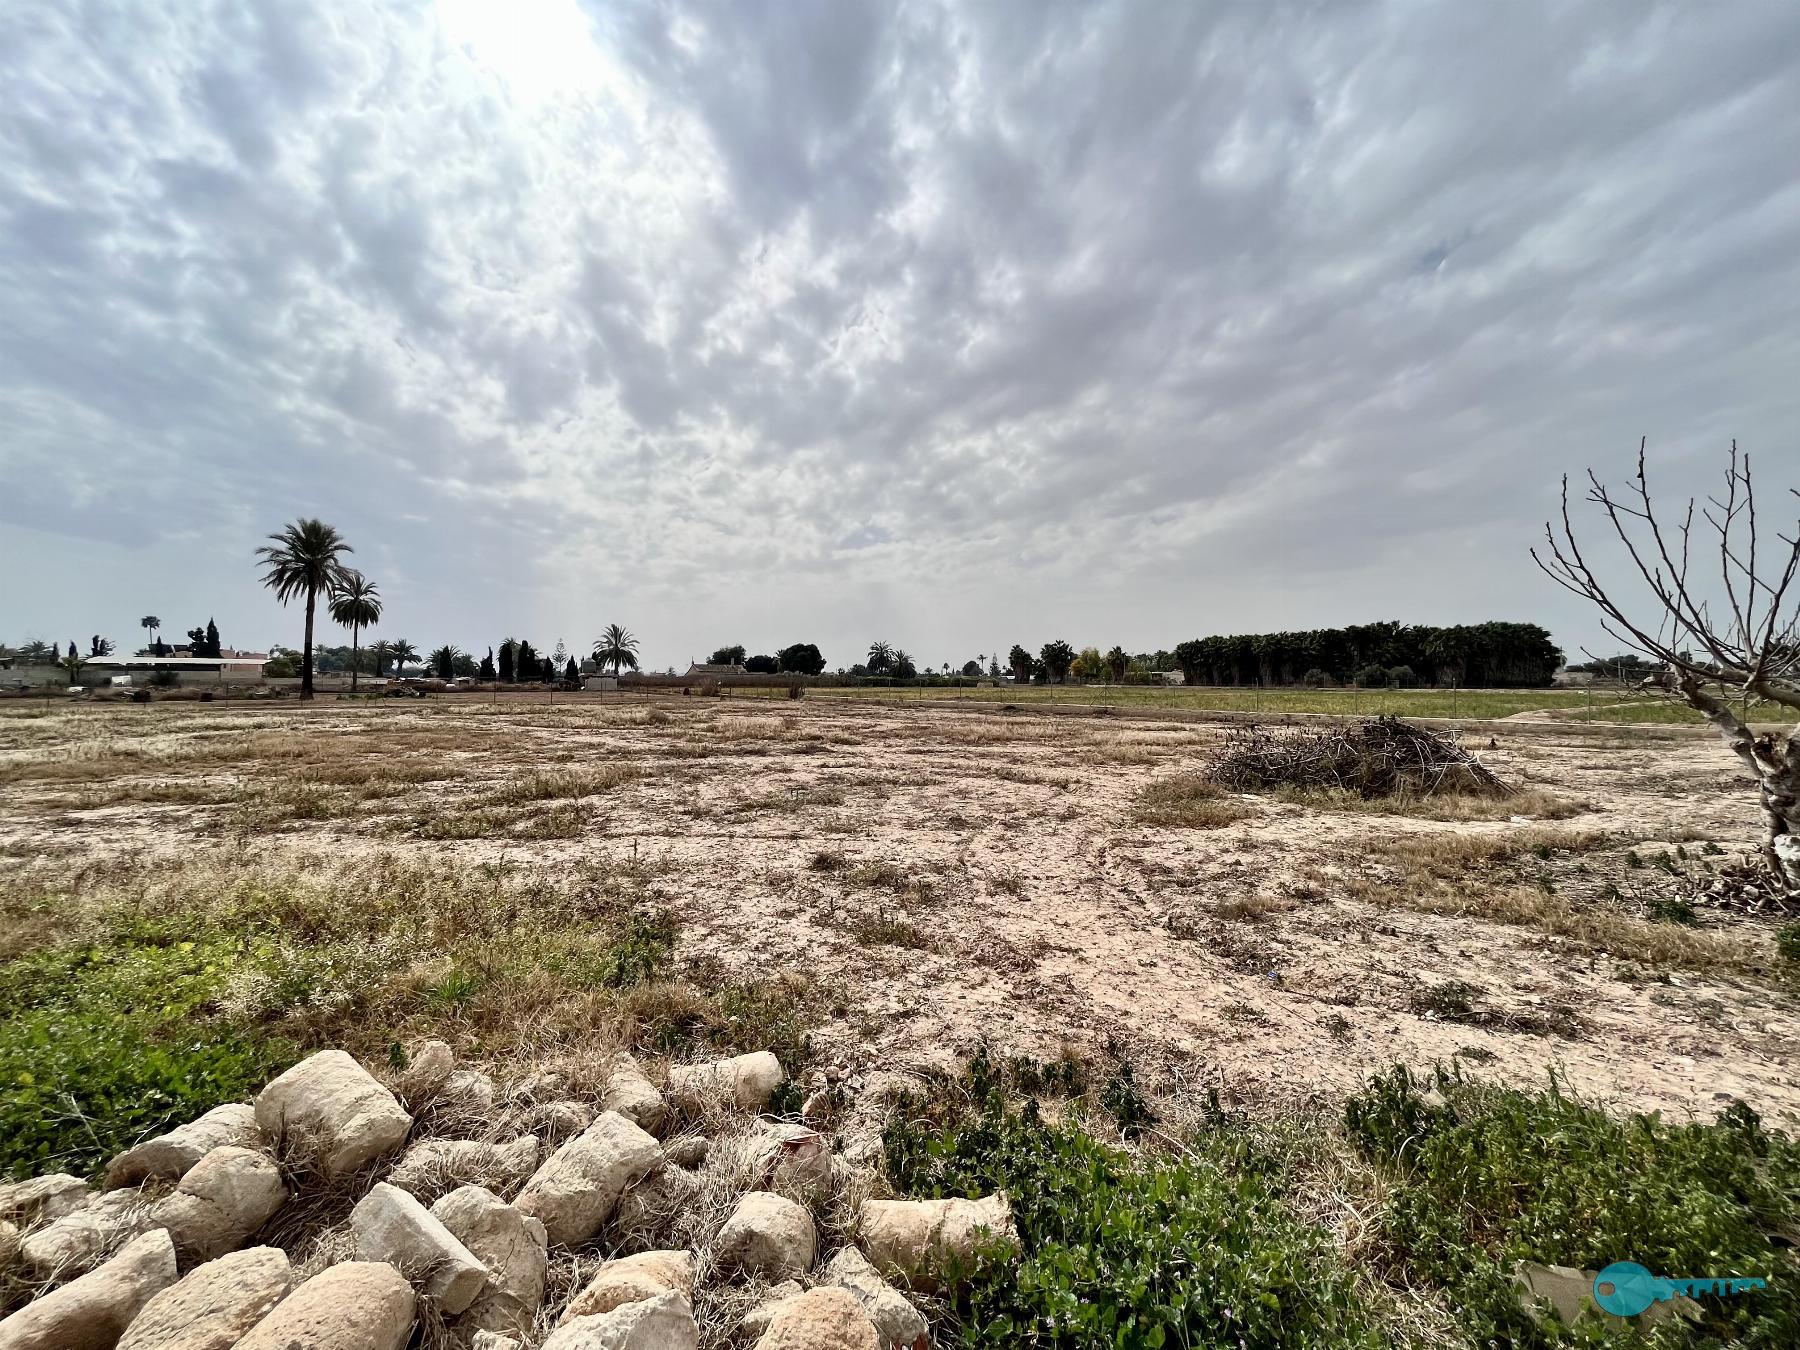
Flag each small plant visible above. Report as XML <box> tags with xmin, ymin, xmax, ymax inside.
<box><xmin>1099</xmin><ymin>1059</ymin><xmax>1155</xmax><ymax>1138</ymax></box>
<box><xmin>1321</xmin><ymin>1011</ymin><xmax>1353</xmax><ymax>1042</ymax></box>
<box><xmin>1648</xmin><ymin>895</ymin><xmax>1699</xmax><ymax>926</ymax></box>
<box><xmin>1626</xmin><ymin>849</ymin><xmax>1642</xmax><ymax>869</ymax></box>
<box><xmin>1410</xmin><ymin>979</ymin><xmax>1481</xmax><ymax>1022</ymax></box>
<box><xmin>1777</xmin><ymin>922</ymin><xmax>1800</xmax><ymax>965</ymax></box>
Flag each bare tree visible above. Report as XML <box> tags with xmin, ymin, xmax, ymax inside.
<box><xmin>1534</xmin><ymin>440</ymin><xmax>1799</xmax><ymax>893</ymax></box>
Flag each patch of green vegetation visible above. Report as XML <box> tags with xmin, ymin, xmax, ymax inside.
<box><xmin>1346</xmin><ymin>1064</ymin><xmax>1800</xmax><ymax>1348</ymax></box>
<box><xmin>0</xmin><ymin>936</ymin><xmax>293</xmax><ymax>1179</ymax></box>
<box><xmin>883</xmin><ymin>1061</ymin><xmax>1378</xmax><ymax>1349</ymax></box>
<box><xmin>1776</xmin><ymin>923</ymin><xmax>1800</xmax><ymax>966</ymax></box>
<box><xmin>1649</xmin><ymin>896</ymin><xmax>1700</xmax><ymax>926</ymax></box>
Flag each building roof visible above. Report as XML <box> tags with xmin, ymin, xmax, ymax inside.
<box><xmin>684</xmin><ymin>662</ymin><xmax>746</xmax><ymax>676</ymax></box>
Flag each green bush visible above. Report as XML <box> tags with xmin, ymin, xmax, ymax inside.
<box><xmin>1345</xmin><ymin>1064</ymin><xmax>1799</xmax><ymax>1347</ymax></box>
<box><xmin>1777</xmin><ymin>923</ymin><xmax>1800</xmax><ymax>965</ymax></box>
<box><xmin>884</xmin><ymin>1066</ymin><xmax>1377</xmax><ymax>1348</ymax></box>
<box><xmin>1353</xmin><ymin>664</ymin><xmax>1390</xmax><ymax>688</ymax></box>
<box><xmin>0</xmin><ymin>938</ymin><xmax>293</xmax><ymax>1179</ymax></box>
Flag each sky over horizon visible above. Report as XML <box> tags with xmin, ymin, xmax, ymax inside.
<box><xmin>3</xmin><ymin>0</ymin><xmax>1797</xmax><ymax>671</ymax></box>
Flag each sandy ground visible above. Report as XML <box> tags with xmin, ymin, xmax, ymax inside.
<box><xmin>2</xmin><ymin>695</ymin><xmax>1795</xmax><ymax>1129</ymax></box>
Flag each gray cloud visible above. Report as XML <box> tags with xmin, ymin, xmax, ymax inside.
<box><xmin>2</xmin><ymin>0</ymin><xmax>1797</xmax><ymax>669</ymax></box>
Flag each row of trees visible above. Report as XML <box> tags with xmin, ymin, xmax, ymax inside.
<box><xmin>1170</xmin><ymin>622</ymin><xmax>1563</xmax><ymax>689</ymax></box>
<box><xmin>706</xmin><ymin>643</ymin><xmax>827</xmax><ymax>676</ymax></box>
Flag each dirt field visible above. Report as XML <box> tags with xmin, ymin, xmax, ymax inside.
<box><xmin>3</xmin><ymin>694</ymin><xmax>1795</xmax><ymax>1134</ymax></box>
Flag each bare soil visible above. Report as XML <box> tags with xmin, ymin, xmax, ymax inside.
<box><xmin>2</xmin><ymin>696</ymin><xmax>1794</xmax><ymax>1128</ymax></box>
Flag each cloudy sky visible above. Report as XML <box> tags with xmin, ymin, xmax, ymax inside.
<box><xmin>3</xmin><ymin>0</ymin><xmax>1796</xmax><ymax>671</ymax></box>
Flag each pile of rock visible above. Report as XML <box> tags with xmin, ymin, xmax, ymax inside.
<box><xmin>0</xmin><ymin>1044</ymin><xmax>1015</xmax><ymax>1350</ymax></box>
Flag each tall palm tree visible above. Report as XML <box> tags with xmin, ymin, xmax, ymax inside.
<box><xmin>140</xmin><ymin>616</ymin><xmax>161</xmax><ymax>654</ymax></box>
<box><xmin>429</xmin><ymin>644</ymin><xmax>460</xmax><ymax>680</ymax></box>
<box><xmin>1106</xmin><ymin>646</ymin><xmax>1128</xmax><ymax>683</ymax></box>
<box><xmin>327</xmin><ymin>571</ymin><xmax>382</xmax><ymax>692</ymax></box>
<box><xmin>370</xmin><ymin>639</ymin><xmax>391</xmax><ymax>681</ymax></box>
<box><xmin>592</xmin><ymin>624</ymin><xmax>641</xmax><ymax>677</ymax></box>
<box><xmin>389</xmin><ymin>638</ymin><xmax>419</xmax><ymax>678</ymax></box>
<box><xmin>867</xmin><ymin>640</ymin><xmax>893</xmax><ymax>673</ymax></box>
<box><xmin>256</xmin><ymin>519</ymin><xmax>352</xmax><ymax>699</ymax></box>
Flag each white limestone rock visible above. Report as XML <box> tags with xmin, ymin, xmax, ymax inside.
<box><xmin>430</xmin><ymin>1185</ymin><xmax>547</xmax><ymax>1337</ymax></box>
<box><xmin>386</xmin><ymin>1136</ymin><xmax>540</xmax><ymax>1204</ymax></box>
<box><xmin>540</xmin><ymin>1292</ymin><xmax>697</xmax><ymax>1350</ymax></box>
<box><xmin>715</xmin><ymin>1192</ymin><xmax>815</xmax><ymax>1282</ymax></box>
<box><xmin>0</xmin><ymin>1177</ymin><xmax>91</xmax><ymax>1227</ymax></box>
<box><xmin>254</xmin><ymin>1051</ymin><xmax>412</xmax><ymax>1178</ymax></box>
<box><xmin>0</xmin><ymin>1229</ymin><xmax>176</xmax><ymax>1350</ymax></box>
<box><xmin>351</xmin><ymin>1183</ymin><xmax>490</xmax><ymax>1315</ymax></box>
<box><xmin>514</xmin><ymin>1112</ymin><xmax>662</xmax><ymax>1247</ymax></box>
<box><xmin>560</xmin><ymin>1249</ymin><xmax>694</xmax><ymax>1322</ymax></box>
<box><xmin>234</xmin><ymin>1261</ymin><xmax>415</xmax><ymax>1350</ymax></box>
<box><xmin>751</xmin><ymin>1287</ymin><xmax>880</xmax><ymax>1350</ymax></box>
<box><xmin>665</xmin><ymin>1052</ymin><xmax>783</xmax><ymax>1113</ymax></box>
<box><xmin>856</xmin><ymin>1195</ymin><xmax>1015</xmax><ymax>1290</ymax></box>
<box><xmin>151</xmin><ymin>1147</ymin><xmax>285</xmax><ymax>1265</ymax></box>
<box><xmin>105</xmin><ymin>1105</ymin><xmax>261</xmax><ymax>1191</ymax></box>
<box><xmin>116</xmin><ymin>1246</ymin><xmax>292</xmax><ymax>1350</ymax></box>
<box><xmin>599</xmin><ymin>1055</ymin><xmax>665</xmax><ymax>1133</ymax></box>
<box><xmin>822</xmin><ymin>1246</ymin><xmax>930</xmax><ymax>1350</ymax></box>
<box><xmin>20</xmin><ymin>1191</ymin><xmax>148</xmax><ymax>1279</ymax></box>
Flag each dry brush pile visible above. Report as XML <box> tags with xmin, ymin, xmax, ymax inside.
<box><xmin>1206</xmin><ymin>717</ymin><xmax>1509</xmax><ymax>800</ymax></box>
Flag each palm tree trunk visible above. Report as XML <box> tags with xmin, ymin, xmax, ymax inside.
<box><xmin>301</xmin><ymin>587</ymin><xmax>316</xmax><ymax>699</ymax></box>
<box><xmin>350</xmin><ymin>624</ymin><xmax>360</xmax><ymax>692</ymax></box>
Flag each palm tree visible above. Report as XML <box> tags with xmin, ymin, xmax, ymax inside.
<box><xmin>867</xmin><ymin>640</ymin><xmax>893</xmax><ymax>673</ymax></box>
<box><xmin>891</xmin><ymin>648</ymin><xmax>916</xmax><ymax>679</ymax></box>
<box><xmin>256</xmin><ymin>519</ymin><xmax>352</xmax><ymax>699</ymax></box>
<box><xmin>389</xmin><ymin>638</ymin><xmax>419</xmax><ymax>678</ymax></box>
<box><xmin>19</xmin><ymin>639</ymin><xmax>54</xmax><ymax>663</ymax></box>
<box><xmin>327</xmin><ymin>571</ymin><xmax>382</xmax><ymax>692</ymax></box>
<box><xmin>1106</xmin><ymin>646</ymin><xmax>1128</xmax><ymax>683</ymax></box>
<box><xmin>429</xmin><ymin>644</ymin><xmax>460</xmax><ymax>680</ymax></box>
<box><xmin>593</xmin><ymin>624</ymin><xmax>641</xmax><ymax>677</ymax></box>
<box><xmin>140</xmin><ymin>616</ymin><xmax>161</xmax><ymax>653</ymax></box>
<box><xmin>370</xmin><ymin>639</ymin><xmax>391</xmax><ymax>681</ymax></box>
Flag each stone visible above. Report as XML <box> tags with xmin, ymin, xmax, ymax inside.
<box><xmin>104</xmin><ymin>1105</ymin><xmax>261</xmax><ymax>1191</ymax></box>
<box><xmin>715</xmin><ymin>1192</ymin><xmax>815</xmax><ymax>1282</ymax></box>
<box><xmin>0</xmin><ymin>1222</ymin><xmax>18</xmax><ymax>1274</ymax></box>
<box><xmin>387</xmin><ymin>1136</ymin><xmax>541</xmax><ymax>1203</ymax></box>
<box><xmin>0</xmin><ymin>1229</ymin><xmax>175</xmax><ymax>1350</ymax></box>
<box><xmin>661</xmin><ymin>1136</ymin><xmax>708</xmax><ymax>1170</ymax></box>
<box><xmin>822</xmin><ymin>1247</ymin><xmax>929</xmax><ymax>1350</ymax></box>
<box><xmin>430</xmin><ymin>1186</ymin><xmax>546</xmax><ymax>1336</ymax></box>
<box><xmin>857</xmin><ymin>1195</ymin><xmax>1015</xmax><ymax>1289</ymax></box>
<box><xmin>522</xmin><ymin>1101</ymin><xmax>593</xmax><ymax>1144</ymax></box>
<box><xmin>396</xmin><ymin>1040</ymin><xmax>456</xmax><ymax>1108</ymax></box>
<box><xmin>665</xmin><ymin>1052</ymin><xmax>784</xmax><ymax>1113</ymax></box>
<box><xmin>20</xmin><ymin>1191</ymin><xmax>148</xmax><ymax>1278</ymax></box>
<box><xmin>151</xmin><ymin>1147</ymin><xmax>285</xmax><ymax>1265</ymax></box>
<box><xmin>352</xmin><ymin>1183</ymin><xmax>490</xmax><ymax>1315</ymax></box>
<box><xmin>540</xmin><ymin>1292</ymin><xmax>697</xmax><ymax>1350</ymax></box>
<box><xmin>738</xmin><ymin>1283</ymin><xmax>802</xmax><ymax>1341</ymax></box>
<box><xmin>561</xmin><ymin>1250</ymin><xmax>694</xmax><ymax>1322</ymax></box>
<box><xmin>506</xmin><ymin>1070</ymin><xmax>568</xmax><ymax>1104</ymax></box>
<box><xmin>439</xmin><ymin>1070</ymin><xmax>498</xmax><ymax>1117</ymax></box>
<box><xmin>752</xmin><ymin>1287</ymin><xmax>881</xmax><ymax>1350</ymax></box>
<box><xmin>116</xmin><ymin>1246</ymin><xmax>292</xmax><ymax>1350</ymax></box>
<box><xmin>611</xmin><ymin>1163</ymin><xmax>703</xmax><ymax>1237</ymax></box>
<box><xmin>599</xmin><ymin>1055</ymin><xmax>665</xmax><ymax>1132</ymax></box>
<box><xmin>745</xmin><ymin>1123</ymin><xmax>832</xmax><ymax>1199</ymax></box>
<box><xmin>254</xmin><ymin>1050</ymin><xmax>412</xmax><ymax>1178</ymax></box>
<box><xmin>470</xmin><ymin>1335</ymin><xmax>519</xmax><ymax>1350</ymax></box>
<box><xmin>0</xmin><ymin>1177</ymin><xmax>90</xmax><ymax>1226</ymax></box>
<box><xmin>235</xmin><ymin>1261</ymin><xmax>415</xmax><ymax>1350</ymax></box>
<box><xmin>514</xmin><ymin>1112</ymin><xmax>662</xmax><ymax>1247</ymax></box>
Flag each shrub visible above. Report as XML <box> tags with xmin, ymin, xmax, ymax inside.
<box><xmin>1386</xmin><ymin>664</ymin><xmax>1417</xmax><ymax>688</ymax></box>
<box><xmin>1353</xmin><ymin>663</ymin><xmax>1390</xmax><ymax>687</ymax></box>
<box><xmin>1777</xmin><ymin>922</ymin><xmax>1800</xmax><ymax>965</ymax></box>
<box><xmin>1346</xmin><ymin>1064</ymin><xmax>1800</xmax><ymax>1347</ymax></box>
<box><xmin>148</xmin><ymin>669</ymin><xmax>180</xmax><ymax>689</ymax></box>
<box><xmin>1302</xmin><ymin>667</ymin><xmax>1330</xmax><ymax>687</ymax></box>
<box><xmin>883</xmin><ymin>1068</ymin><xmax>1377</xmax><ymax>1348</ymax></box>
<box><xmin>0</xmin><ymin>938</ymin><xmax>293</xmax><ymax>1179</ymax></box>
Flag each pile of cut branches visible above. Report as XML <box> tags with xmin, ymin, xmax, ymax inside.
<box><xmin>1207</xmin><ymin>716</ymin><xmax>1509</xmax><ymax>798</ymax></box>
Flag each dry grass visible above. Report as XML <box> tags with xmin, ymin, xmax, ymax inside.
<box><xmin>1134</xmin><ymin>774</ymin><xmax>1256</xmax><ymax>829</ymax></box>
<box><xmin>488</xmin><ymin>764</ymin><xmax>642</xmax><ymax>804</ymax></box>
<box><xmin>1271</xmin><ymin>785</ymin><xmax>1587</xmax><ymax>821</ymax></box>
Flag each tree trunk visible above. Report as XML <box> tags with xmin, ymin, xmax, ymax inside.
<box><xmin>301</xmin><ymin>588</ymin><xmax>316</xmax><ymax>699</ymax></box>
<box><xmin>1677</xmin><ymin>673</ymin><xmax>1800</xmax><ymax>893</ymax></box>
<box><xmin>350</xmin><ymin>625</ymin><xmax>360</xmax><ymax>692</ymax></box>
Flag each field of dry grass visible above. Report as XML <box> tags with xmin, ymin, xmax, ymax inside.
<box><xmin>2</xmin><ymin>693</ymin><xmax>1794</xmax><ymax>1158</ymax></box>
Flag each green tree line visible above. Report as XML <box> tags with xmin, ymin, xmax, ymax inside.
<box><xmin>1173</xmin><ymin>621</ymin><xmax>1562</xmax><ymax>688</ymax></box>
